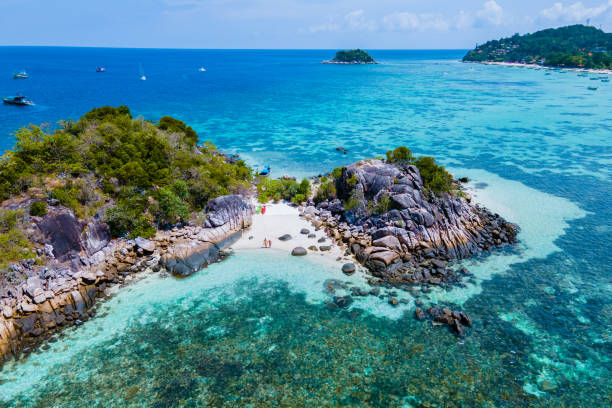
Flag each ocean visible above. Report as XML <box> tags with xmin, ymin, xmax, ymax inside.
<box><xmin>0</xmin><ymin>48</ymin><xmax>610</xmax><ymax>407</ymax></box>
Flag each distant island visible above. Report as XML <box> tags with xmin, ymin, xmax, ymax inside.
<box><xmin>463</xmin><ymin>24</ymin><xmax>611</xmax><ymax>70</ymax></box>
<box><xmin>322</xmin><ymin>49</ymin><xmax>377</xmax><ymax>64</ymax></box>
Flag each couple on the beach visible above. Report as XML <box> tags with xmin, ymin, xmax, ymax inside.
<box><xmin>263</xmin><ymin>238</ymin><xmax>272</xmax><ymax>248</ymax></box>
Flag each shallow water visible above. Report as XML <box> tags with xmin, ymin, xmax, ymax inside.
<box><xmin>0</xmin><ymin>49</ymin><xmax>610</xmax><ymax>406</ymax></box>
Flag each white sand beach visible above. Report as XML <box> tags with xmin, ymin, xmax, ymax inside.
<box><xmin>476</xmin><ymin>60</ymin><xmax>612</xmax><ymax>75</ymax></box>
<box><xmin>231</xmin><ymin>202</ymin><xmax>356</xmax><ymax>268</ymax></box>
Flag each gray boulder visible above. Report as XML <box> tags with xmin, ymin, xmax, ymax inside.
<box><xmin>134</xmin><ymin>237</ymin><xmax>156</xmax><ymax>253</ymax></box>
<box><xmin>291</xmin><ymin>247</ymin><xmax>307</xmax><ymax>256</ymax></box>
<box><xmin>206</xmin><ymin>195</ymin><xmax>249</xmax><ymax>227</ymax></box>
<box><xmin>342</xmin><ymin>263</ymin><xmax>356</xmax><ymax>275</ymax></box>
<box><xmin>373</xmin><ymin>235</ymin><xmax>402</xmax><ymax>252</ymax></box>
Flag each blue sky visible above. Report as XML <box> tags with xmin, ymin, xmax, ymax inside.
<box><xmin>1</xmin><ymin>0</ymin><xmax>611</xmax><ymax>48</ymax></box>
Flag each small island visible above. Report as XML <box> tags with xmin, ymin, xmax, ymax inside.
<box><xmin>0</xmin><ymin>108</ymin><xmax>520</xmax><ymax>363</ymax></box>
<box><xmin>322</xmin><ymin>49</ymin><xmax>377</xmax><ymax>64</ymax></box>
<box><xmin>463</xmin><ymin>24</ymin><xmax>611</xmax><ymax>70</ymax></box>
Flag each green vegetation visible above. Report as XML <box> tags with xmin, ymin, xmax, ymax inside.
<box><xmin>0</xmin><ymin>106</ymin><xmax>252</xmax><ymax>238</ymax></box>
<box><xmin>257</xmin><ymin>178</ymin><xmax>311</xmax><ymax>204</ymax></box>
<box><xmin>29</xmin><ymin>201</ymin><xmax>47</xmax><ymax>217</ymax></box>
<box><xmin>463</xmin><ymin>25</ymin><xmax>611</xmax><ymax>69</ymax></box>
<box><xmin>314</xmin><ymin>181</ymin><xmax>336</xmax><ymax>204</ymax></box>
<box><xmin>386</xmin><ymin>146</ymin><xmax>454</xmax><ymax>194</ymax></box>
<box><xmin>331</xmin><ymin>49</ymin><xmax>376</xmax><ymax>63</ymax></box>
<box><xmin>386</xmin><ymin>146</ymin><xmax>413</xmax><ymax>164</ymax></box>
<box><xmin>0</xmin><ymin>209</ymin><xmax>39</xmax><ymax>268</ymax></box>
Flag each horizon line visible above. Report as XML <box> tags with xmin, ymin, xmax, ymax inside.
<box><xmin>0</xmin><ymin>45</ymin><xmax>469</xmax><ymax>51</ymax></box>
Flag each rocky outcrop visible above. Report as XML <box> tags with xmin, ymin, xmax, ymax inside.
<box><xmin>0</xmin><ymin>195</ymin><xmax>253</xmax><ymax>365</ymax></box>
<box><xmin>302</xmin><ymin>159</ymin><xmax>518</xmax><ymax>287</ymax></box>
<box><xmin>160</xmin><ymin>195</ymin><xmax>252</xmax><ymax>277</ymax></box>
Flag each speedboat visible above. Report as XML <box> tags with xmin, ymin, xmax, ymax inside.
<box><xmin>3</xmin><ymin>95</ymin><xmax>33</xmax><ymax>105</ymax></box>
<box><xmin>13</xmin><ymin>71</ymin><xmax>28</xmax><ymax>79</ymax></box>
<box><xmin>96</xmin><ymin>66</ymin><xmax>106</xmax><ymax>72</ymax></box>
<box><xmin>140</xmin><ymin>75</ymin><xmax>147</xmax><ymax>81</ymax></box>
<box><xmin>198</xmin><ymin>66</ymin><xmax>206</xmax><ymax>72</ymax></box>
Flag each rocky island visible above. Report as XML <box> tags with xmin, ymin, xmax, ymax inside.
<box><xmin>463</xmin><ymin>24</ymin><xmax>611</xmax><ymax>70</ymax></box>
<box><xmin>322</xmin><ymin>49</ymin><xmax>377</xmax><ymax>64</ymax></box>
<box><xmin>0</xmin><ymin>110</ymin><xmax>519</xmax><ymax>364</ymax></box>
<box><xmin>0</xmin><ymin>107</ymin><xmax>255</xmax><ymax>364</ymax></box>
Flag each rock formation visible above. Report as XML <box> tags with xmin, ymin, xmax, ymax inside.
<box><xmin>0</xmin><ymin>195</ymin><xmax>252</xmax><ymax>364</ymax></box>
<box><xmin>302</xmin><ymin>159</ymin><xmax>518</xmax><ymax>286</ymax></box>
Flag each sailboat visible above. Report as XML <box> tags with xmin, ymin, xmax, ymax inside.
<box><xmin>139</xmin><ymin>63</ymin><xmax>147</xmax><ymax>81</ymax></box>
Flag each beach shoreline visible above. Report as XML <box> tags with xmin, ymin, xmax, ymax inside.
<box><xmin>465</xmin><ymin>60</ymin><xmax>612</xmax><ymax>75</ymax></box>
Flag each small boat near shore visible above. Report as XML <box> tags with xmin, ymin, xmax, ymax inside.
<box><xmin>13</xmin><ymin>70</ymin><xmax>28</xmax><ymax>79</ymax></box>
<box><xmin>3</xmin><ymin>95</ymin><xmax>33</xmax><ymax>105</ymax></box>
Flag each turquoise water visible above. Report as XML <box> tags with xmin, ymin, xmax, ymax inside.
<box><xmin>0</xmin><ymin>49</ymin><xmax>611</xmax><ymax>406</ymax></box>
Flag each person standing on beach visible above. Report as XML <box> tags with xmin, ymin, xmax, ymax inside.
<box><xmin>263</xmin><ymin>238</ymin><xmax>268</xmax><ymax>248</ymax></box>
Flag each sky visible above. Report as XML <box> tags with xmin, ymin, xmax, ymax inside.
<box><xmin>0</xmin><ymin>0</ymin><xmax>611</xmax><ymax>48</ymax></box>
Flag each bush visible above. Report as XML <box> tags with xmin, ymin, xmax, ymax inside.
<box><xmin>314</xmin><ymin>181</ymin><xmax>336</xmax><ymax>204</ymax></box>
<box><xmin>0</xmin><ymin>209</ymin><xmax>38</xmax><ymax>268</ymax></box>
<box><xmin>153</xmin><ymin>187</ymin><xmax>190</xmax><ymax>226</ymax></box>
<box><xmin>413</xmin><ymin>156</ymin><xmax>453</xmax><ymax>194</ymax></box>
<box><xmin>292</xmin><ymin>194</ymin><xmax>306</xmax><ymax>205</ymax></box>
<box><xmin>29</xmin><ymin>201</ymin><xmax>47</xmax><ymax>216</ymax></box>
<box><xmin>343</xmin><ymin>189</ymin><xmax>363</xmax><ymax>211</ymax></box>
<box><xmin>377</xmin><ymin>193</ymin><xmax>391</xmax><ymax>214</ymax></box>
<box><xmin>105</xmin><ymin>205</ymin><xmax>155</xmax><ymax>239</ymax></box>
<box><xmin>386</xmin><ymin>146</ymin><xmax>413</xmax><ymax>164</ymax></box>
<box><xmin>257</xmin><ymin>178</ymin><xmax>311</xmax><ymax>203</ymax></box>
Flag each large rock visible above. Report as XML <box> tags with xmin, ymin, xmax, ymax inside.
<box><xmin>370</xmin><ymin>250</ymin><xmax>400</xmax><ymax>266</ymax></box>
<box><xmin>134</xmin><ymin>237</ymin><xmax>155</xmax><ymax>253</ymax></box>
<box><xmin>206</xmin><ymin>195</ymin><xmax>250</xmax><ymax>228</ymax></box>
<box><xmin>37</xmin><ymin>210</ymin><xmax>83</xmax><ymax>261</ymax></box>
<box><xmin>342</xmin><ymin>263</ymin><xmax>356</xmax><ymax>275</ymax></box>
<box><xmin>291</xmin><ymin>247</ymin><xmax>307</xmax><ymax>256</ymax></box>
<box><xmin>373</xmin><ymin>236</ymin><xmax>402</xmax><ymax>252</ymax></box>
<box><xmin>82</xmin><ymin>222</ymin><xmax>111</xmax><ymax>256</ymax></box>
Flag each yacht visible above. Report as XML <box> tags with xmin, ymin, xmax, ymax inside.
<box><xmin>13</xmin><ymin>70</ymin><xmax>28</xmax><ymax>79</ymax></box>
<box><xmin>3</xmin><ymin>95</ymin><xmax>33</xmax><ymax>105</ymax></box>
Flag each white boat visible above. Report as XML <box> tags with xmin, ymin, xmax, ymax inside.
<box><xmin>198</xmin><ymin>66</ymin><xmax>206</xmax><ymax>72</ymax></box>
<box><xmin>138</xmin><ymin>63</ymin><xmax>146</xmax><ymax>81</ymax></box>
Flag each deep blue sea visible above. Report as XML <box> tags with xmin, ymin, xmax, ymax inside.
<box><xmin>0</xmin><ymin>48</ymin><xmax>611</xmax><ymax>407</ymax></box>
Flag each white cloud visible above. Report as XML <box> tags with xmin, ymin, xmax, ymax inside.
<box><xmin>539</xmin><ymin>1</ymin><xmax>612</xmax><ymax>22</ymax></box>
<box><xmin>476</xmin><ymin>0</ymin><xmax>504</xmax><ymax>26</ymax></box>
<box><xmin>305</xmin><ymin>1</ymin><xmax>508</xmax><ymax>35</ymax></box>
<box><xmin>382</xmin><ymin>12</ymin><xmax>449</xmax><ymax>32</ymax></box>
<box><xmin>344</xmin><ymin>9</ymin><xmax>378</xmax><ymax>31</ymax></box>
<box><xmin>308</xmin><ymin>21</ymin><xmax>340</xmax><ymax>33</ymax></box>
